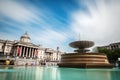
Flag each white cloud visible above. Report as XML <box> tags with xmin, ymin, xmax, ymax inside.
<box><xmin>2</xmin><ymin>0</ymin><xmax>120</xmax><ymax>52</ymax></box>
<box><xmin>0</xmin><ymin>0</ymin><xmax>39</xmax><ymax>23</ymax></box>
<box><xmin>70</xmin><ymin>0</ymin><xmax>120</xmax><ymax>46</ymax></box>
<box><xmin>0</xmin><ymin>0</ymin><xmax>72</xmax><ymax>52</ymax></box>
<box><xmin>27</xmin><ymin>28</ymin><xmax>67</xmax><ymax>51</ymax></box>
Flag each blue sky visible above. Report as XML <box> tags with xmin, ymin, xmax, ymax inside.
<box><xmin>0</xmin><ymin>0</ymin><xmax>120</xmax><ymax>52</ymax></box>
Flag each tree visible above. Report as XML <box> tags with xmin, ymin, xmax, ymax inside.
<box><xmin>97</xmin><ymin>47</ymin><xmax>120</xmax><ymax>62</ymax></box>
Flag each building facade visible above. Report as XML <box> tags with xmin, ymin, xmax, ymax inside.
<box><xmin>0</xmin><ymin>32</ymin><xmax>62</xmax><ymax>65</ymax></box>
<box><xmin>0</xmin><ymin>32</ymin><xmax>39</xmax><ymax>58</ymax></box>
<box><xmin>97</xmin><ymin>42</ymin><xmax>120</xmax><ymax>50</ymax></box>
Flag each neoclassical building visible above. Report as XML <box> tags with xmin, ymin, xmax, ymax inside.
<box><xmin>0</xmin><ymin>32</ymin><xmax>62</xmax><ymax>65</ymax></box>
<box><xmin>0</xmin><ymin>32</ymin><xmax>39</xmax><ymax>58</ymax></box>
<box><xmin>97</xmin><ymin>42</ymin><xmax>120</xmax><ymax>50</ymax></box>
<box><xmin>14</xmin><ymin>32</ymin><xmax>39</xmax><ymax>58</ymax></box>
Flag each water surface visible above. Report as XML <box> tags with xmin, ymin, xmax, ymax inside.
<box><xmin>0</xmin><ymin>66</ymin><xmax>120</xmax><ymax>80</ymax></box>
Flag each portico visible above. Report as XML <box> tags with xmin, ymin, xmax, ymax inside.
<box><xmin>13</xmin><ymin>32</ymin><xmax>39</xmax><ymax>58</ymax></box>
<box><xmin>14</xmin><ymin>45</ymin><xmax>38</xmax><ymax>58</ymax></box>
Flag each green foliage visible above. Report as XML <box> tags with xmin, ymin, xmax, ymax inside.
<box><xmin>97</xmin><ymin>48</ymin><xmax>120</xmax><ymax>62</ymax></box>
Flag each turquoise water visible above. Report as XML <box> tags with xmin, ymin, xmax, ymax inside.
<box><xmin>0</xmin><ymin>66</ymin><xmax>120</xmax><ymax>80</ymax></box>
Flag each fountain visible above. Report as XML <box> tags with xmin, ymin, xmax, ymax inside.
<box><xmin>58</xmin><ymin>40</ymin><xmax>113</xmax><ymax>68</ymax></box>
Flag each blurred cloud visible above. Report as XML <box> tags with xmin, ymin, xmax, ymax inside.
<box><xmin>71</xmin><ymin>0</ymin><xmax>120</xmax><ymax>46</ymax></box>
<box><xmin>0</xmin><ymin>0</ymin><xmax>73</xmax><ymax>52</ymax></box>
<box><xmin>0</xmin><ymin>0</ymin><xmax>120</xmax><ymax>52</ymax></box>
<box><xmin>0</xmin><ymin>0</ymin><xmax>40</xmax><ymax>23</ymax></box>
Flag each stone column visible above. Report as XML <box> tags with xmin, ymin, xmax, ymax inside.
<box><xmin>26</xmin><ymin>47</ymin><xmax>28</xmax><ymax>57</ymax></box>
<box><xmin>22</xmin><ymin>46</ymin><xmax>25</xmax><ymax>57</ymax></box>
<box><xmin>13</xmin><ymin>46</ymin><xmax>16</xmax><ymax>56</ymax></box>
<box><xmin>31</xmin><ymin>48</ymin><xmax>34</xmax><ymax>58</ymax></box>
<box><xmin>16</xmin><ymin>46</ymin><xmax>19</xmax><ymax>56</ymax></box>
<box><xmin>19</xmin><ymin>46</ymin><xmax>22</xmax><ymax>57</ymax></box>
<box><xmin>33</xmin><ymin>48</ymin><xmax>35</xmax><ymax>58</ymax></box>
<box><xmin>29</xmin><ymin>48</ymin><xmax>31</xmax><ymax>57</ymax></box>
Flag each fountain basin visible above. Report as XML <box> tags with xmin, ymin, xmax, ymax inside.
<box><xmin>58</xmin><ymin>53</ymin><xmax>113</xmax><ymax>68</ymax></box>
<box><xmin>69</xmin><ymin>41</ymin><xmax>94</xmax><ymax>49</ymax></box>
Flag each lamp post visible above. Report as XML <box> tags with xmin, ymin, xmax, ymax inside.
<box><xmin>56</xmin><ymin>47</ymin><xmax>59</xmax><ymax>62</ymax></box>
<box><xmin>118</xmin><ymin>58</ymin><xmax>120</xmax><ymax>68</ymax></box>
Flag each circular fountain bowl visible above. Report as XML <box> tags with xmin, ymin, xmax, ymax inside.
<box><xmin>69</xmin><ymin>41</ymin><xmax>94</xmax><ymax>49</ymax></box>
<box><xmin>58</xmin><ymin>53</ymin><xmax>113</xmax><ymax>68</ymax></box>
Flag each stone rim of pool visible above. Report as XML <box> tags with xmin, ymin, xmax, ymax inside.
<box><xmin>58</xmin><ymin>39</ymin><xmax>113</xmax><ymax>68</ymax></box>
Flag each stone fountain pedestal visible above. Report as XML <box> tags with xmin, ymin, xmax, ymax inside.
<box><xmin>58</xmin><ymin>41</ymin><xmax>113</xmax><ymax>68</ymax></box>
<box><xmin>58</xmin><ymin>53</ymin><xmax>113</xmax><ymax>68</ymax></box>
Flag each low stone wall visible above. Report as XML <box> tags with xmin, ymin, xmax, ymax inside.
<box><xmin>45</xmin><ymin>62</ymin><xmax>58</xmax><ymax>66</ymax></box>
<box><xmin>15</xmin><ymin>58</ymin><xmax>39</xmax><ymax>66</ymax></box>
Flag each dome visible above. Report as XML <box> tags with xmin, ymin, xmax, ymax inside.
<box><xmin>20</xmin><ymin>32</ymin><xmax>30</xmax><ymax>43</ymax></box>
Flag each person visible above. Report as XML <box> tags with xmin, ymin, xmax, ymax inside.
<box><xmin>10</xmin><ymin>60</ymin><xmax>14</xmax><ymax>65</ymax></box>
<box><xmin>25</xmin><ymin>63</ymin><xmax>28</xmax><ymax>66</ymax></box>
<box><xmin>5</xmin><ymin>59</ymin><xmax>10</xmax><ymax>65</ymax></box>
<box><xmin>118</xmin><ymin>61</ymin><xmax>120</xmax><ymax>68</ymax></box>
